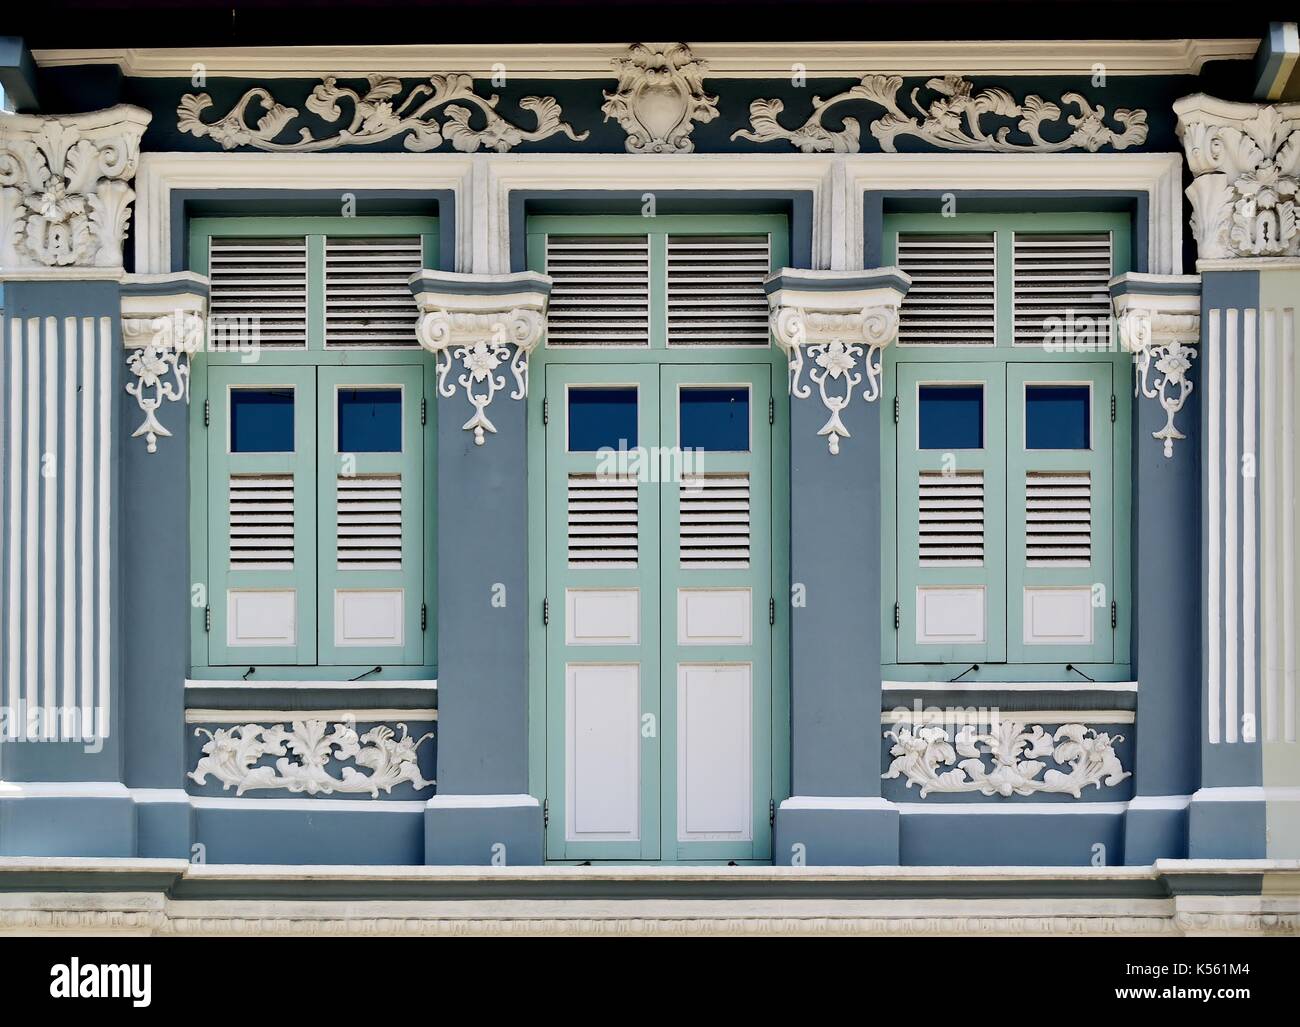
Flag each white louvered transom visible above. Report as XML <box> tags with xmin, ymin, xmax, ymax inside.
<box><xmin>546</xmin><ymin>236</ymin><xmax>651</xmax><ymax>346</ymax></box>
<box><xmin>209</xmin><ymin>237</ymin><xmax>309</xmax><ymax>348</ymax></box>
<box><xmin>666</xmin><ymin>234</ymin><xmax>771</xmax><ymax>346</ymax></box>
<box><xmin>1012</xmin><ymin>232</ymin><xmax>1113</xmax><ymax>347</ymax></box>
<box><xmin>324</xmin><ymin>236</ymin><xmax>423</xmax><ymax>347</ymax></box>
<box><xmin>229</xmin><ymin>474</ymin><xmax>295</xmax><ymax>570</ymax></box>
<box><xmin>918</xmin><ymin>471</ymin><xmax>985</xmax><ymax>567</ymax></box>
<box><xmin>568</xmin><ymin>474</ymin><xmax>639</xmax><ymax>568</ymax></box>
<box><xmin>680</xmin><ymin>474</ymin><xmax>751</xmax><ymax>568</ymax></box>
<box><xmin>896</xmin><ymin>233</ymin><xmax>997</xmax><ymax>346</ymax></box>
<box><xmin>337</xmin><ymin>475</ymin><xmax>403</xmax><ymax>570</ymax></box>
<box><xmin>1025</xmin><ymin>471</ymin><xmax>1092</xmax><ymax>567</ymax></box>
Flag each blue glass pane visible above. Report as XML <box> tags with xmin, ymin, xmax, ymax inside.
<box><xmin>568</xmin><ymin>387</ymin><xmax>638</xmax><ymax>451</ymax></box>
<box><xmin>918</xmin><ymin>385</ymin><xmax>983</xmax><ymax>450</ymax></box>
<box><xmin>230</xmin><ymin>388</ymin><xmax>294</xmax><ymax>453</ymax></box>
<box><xmin>1026</xmin><ymin>385</ymin><xmax>1091</xmax><ymax>449</ymax></box>
<box><xmin>338</xmin><ymin>388</ymin><xmax>402</xmax><ymax>453</ymax></box>
<box><xmin>679</xmin><ymin>387</ymin><xmax>750</xmax><ymax>451</ymax></box>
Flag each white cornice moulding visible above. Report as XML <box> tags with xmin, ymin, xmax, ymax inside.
<box><xmin>29</xmin><ymin>39</ymin><xmax>1260</xmax><ymax>78</ymax></box>
<box><xmin>411</xmin><ymin>270</ymin><xmax>551</xmax><ymax>446</ymax></box>
<box><xmin>1110</xmin><ymin>272</ymin><xmax>1202</xmax><ymax>459</ymax></box>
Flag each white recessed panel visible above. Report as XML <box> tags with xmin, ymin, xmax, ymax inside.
<box><xmin>334</xmin><ymin>589</ymin><xmax>404</xmax><ymax>647</ymax></box>
<box><xmin>677</xmin><ymin>588</ymin><xmax>751</xmax><ymax>646</ymax></box>
<box><xmin>677</xmin><ymin>663</ymin><xmax>752</xmax><ymax>842</ymax></box>
<box><xmin>915</xmin><ymin>586</ymin><xmax>986</xmax><ymax>644</ymax></box>
<box><xmin>227</xmin><ymin>589</ymin><xmax>296</xmax><ymax>647</ymax></box>
<box><xmin>1023</xmin><ymin>587</ymin><xmax>1094</xmax><ymax>645</ymax></box>
<box><xmin>566</xmin><ymin>589</ymin><xmax>639</xmax><ymax>645</ymax></box>
<box><xmin>566</xmin><ymin>663</ymin><xmax>640</xmax><ymax>842</ymax></box>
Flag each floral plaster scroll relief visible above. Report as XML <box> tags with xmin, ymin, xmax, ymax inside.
<box><xmin>601</xmin><ymin>43</ymin><xmax>720</xmax><ymax>153</ymax></box>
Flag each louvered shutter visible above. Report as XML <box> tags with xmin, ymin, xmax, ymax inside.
<box><xmin>208</xmin><ymin>237</ymin><xmax>309</xmax><ymax>348</ymax></box>
<box><xmin>679</xmin><ymin>474</ymin><xmax>751</xmax><ymax>568</ymax></box>
<box><xmin>1012</xmin><ymin>231</ymin><xmax>1113</xmax><ymax>347</ymax></box>
<box><xmin>229</xmin><ymin>475</ymin><xmax>296</xmax><ymax>570</ymax></box>
<box><xmin>336</xmin><ymin>474</ymin><xmax>403</xmax><ymax>569</ymax></box>
<box><xmin>1024</xmin><ymin>472</ymin><xmax>1091</xmax><ymax>567</ymax></box>
<box><xmin>545</xmin><ymin>236</ymin><xmax>651</xmax><ymax>346</ymax></box>
<box><xmin>567</xmin><ymin>473</ymin><xmax>639</xmax><ymax>568</ymax></box>
<box><xmin>895</xmin><ymin>233</ymin><xmax>997</xmax><ymax>346</ymax></box>
<box><xmin>324</xmin><ymin>236</ymin><xmax>423</xmax><ymax>347</ymax></box>
<box><xmin>666</xmin><ymin>235</ymin><xmax>771</xmax><ymax>346</ymax></box>
<box><xmin>918</xmin><ymin>471</ymin><xmax>985</xmax><ymax>567</ymax></box>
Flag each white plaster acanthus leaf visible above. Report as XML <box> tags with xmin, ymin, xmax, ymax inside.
<box><xmin>178</xmin><ymin>74</ymin><xmax>588</xmax><ymax>153</ymax></box>
<box><xmin>123</xmin><ymin>328</ymin><xmax>195</xmax><ymax>453</ymax></box>
<box><xmin>602</xmin><ymin>43</ymin><xmax>719</xmax><ymax>153</ymax></box>
<box><xmin>1118</xmin><ymin>309</ymin><xmax>1200</xmax><ymax>458</ymax></box>
<box><xmin>883</xmin><ymin>720</ymin><xmax>1131</xmax><ymax>798</ymax></box>
<box><xmin>732</xmin><ymin>74</ymin><xmax>1148</xmax><ymax>154</ymax></box>
<box><xmin>189</xmin><ymin>719</ymin><xmax>434</xmax><ymax>797</ymax></box>
<box><xmin>1175</xmin><ymin>96</ymin><xmax>1300</xmax><ymax>261</ymax></box>
<box><xmin>0</xmin><ymin>105</ymin><xmax>150</xmax><ymax>271</ymax></box>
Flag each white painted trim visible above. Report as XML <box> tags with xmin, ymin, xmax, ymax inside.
<box><xmin>880</xmin><ymin>709</ymin><xmax>1136</xmax><ymax>724</ymax></box>
<box><xmin>0</xmin><ymin>781</ymin><xmax>131</xmax><ymax>799</ymax></box>
<box><xmin>133</xmin><ymin>152</ymin><xmax>476</xmax><ymax>275</ymax></box>
<box><xmin>1192</xmin><ymin>787</ymin><xmax>1268</xmax><ymax>802</ymax></box>
<box><xmin>29</xmin><ymin>39</ymin><xmax>1259</xmax><ymax>78</ymax></box>
<box><xmin>184</xmin><ymin>709</ymin><xmax>437</xmax><ymax>723</ymax></box>
<box><xmin>896</xmin><ymin>801</ymin><xmax>1130</xmax><ymax>815</ymax></box>
<box><xmin>1128</xmin><ymin>795</ymin><xmax>1193</xmax><ymax>811</ymax></box>
<box><xmin>130</xmin><ymin>789</ymin><xmax>191</xmax><ymax>804</ymax></box>
<box><xmin>779</xmin><ymin>796</ymin><xmax>896</xmax><ymax>811</ymax></box>
<box><xmin>425</xmin><ymin>793</ymin><xmax>540</xmax><ymax>809</ymax></box>
<box><xmin>0</xmin><ymin>856</ymin><xmax>191</xmax><ymax>873</ymax></box>
<box><xmin>1197</xmin><ymin>257</ymin><xmax>1300</xmax><ymax>271</ymax></box>
<box><xmin>1208</xmin><ymin>308</ymin><xmax>1222</xmax><ymax>743</ymax></box>
<box><xmin>189</xmin><ymin>797</ymin><xmax>426</xmax><ymax>812</ymax></box>
<box><xmin>882</xmin><ymin>680</ymin><xmax>1139</xmax><ymax>692</ymax></box>
<box><xmin>0</xmin><ymin>268</ymin><xmax>124</xmax><ymax>283</ymax></box>
<box><xmin>1227</xmin><ymin>308</ymin><xmax>1240</xmax><ymax>742</ymax></box>
<box><xmin>183</xmin><ymin>678</ymin><xmax>437</xmax><ymax>691</ymax></box>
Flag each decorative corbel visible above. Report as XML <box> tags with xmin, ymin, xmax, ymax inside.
<box><xmin>1110</xmin><ymin>272</ymin><xmax>1201</xmax><ymax>459</ymax></box>
<box><xmin>121</xmin><ymin>272</ymin><xmax>209</xmax><ymax>453</ymax></box>
<box><xmin>764</xmin><ymin>268</ymin><xmax>911</xmax><ymax>455</ymax></box>
<box><xmin>411</xmin><ymin>271</ymin><xmax>551</xmax><ymax>446</ymax></box>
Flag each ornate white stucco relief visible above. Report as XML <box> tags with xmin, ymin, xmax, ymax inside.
<box><xmin>0</xmin><ymin>105</ymin><xmax>150</xmax><ymax>271</ymax></box>
<box><xmin>602</xmin><ymin>43</ymin><xmax>719</xmax><ymax>153</ymax></box>
<box><xmin>1175</xmin><ymin>95</ymin><xmax>1300</xmax><ymax>261</ymax></box>
<box><xmin>733</xmin><ymin>75</ymin><xmax>1148</xmax><ymax>154</ymax></box>
<box><xmin>178</xmin><ymin>74</ymin><xmax>588</xmax><ymax>153</ymax></box>
<box><xmin>189</xmin><ymin>719</ymin><xmax>434</xmax><ymax>797</ymax></box>
<box><xmin>883</xmin><ymin>720</ymin><xmax>1131</xmax><ymax>798</ymax></box>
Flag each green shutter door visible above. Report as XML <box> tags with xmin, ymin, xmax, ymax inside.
<box><xmin>316</xmin><ymin>365</ymin><xmax>426</xmax><ymax>666</ymax></box>
<box><xmin>1006</xmin><ymin>362</ymin><xmax>1114</xmax><ymax>664</ymax></box>
<box><xmin>896</xmin><ymin>361</ymin><xmax>1007</xmax><ymax>664</ymax></box>
<box><xmin>206</xmin><ymin>365</ymin><xmax>318</xmax><ymax>666</ymax></box>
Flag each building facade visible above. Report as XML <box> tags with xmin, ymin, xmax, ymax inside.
<box><xmin>0</xmin><ymin>5</ymin><xmax>1299</xmax><ymax>933</ymax></box>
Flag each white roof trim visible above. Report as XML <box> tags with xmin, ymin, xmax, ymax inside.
<box><xmin>31</xmin><ymin>39</ymin><xmax>1259</xmax><ymax>78</ymax></box>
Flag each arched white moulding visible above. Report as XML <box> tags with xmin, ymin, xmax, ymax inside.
<box><xmin>1109</xmin><ymin>272</ymin><xmax>1202</xmax><ymax>459</ymax></box>
<box><xmin>764</xmin><ymin>267</ymin><xmax>911</xmax><ymax>455</ymax></box>
<box><xmin>120</xmin><ymin>271</ymin><xmax>209</xmax><ymax>454</ymax></box>
<box><xmin>411</xmin><ymin>270</ymin><xmax>551</xmax><ymax>447</ymax></box>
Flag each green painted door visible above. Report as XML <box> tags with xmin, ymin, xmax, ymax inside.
<box><xmin>316</xmin><ymin>365</ymin><xmax>427</xmax><ymax>666</ymax></box>
<box><xmin>543</xmin><ymin>362</ymin><xmax>774</xmax><ymax>861</ymax></box>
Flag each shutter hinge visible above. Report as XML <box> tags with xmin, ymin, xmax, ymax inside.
<box><xmin>543</xmin><ymin>798</ymin><xmax>549</xmax><ymax>828</ymax></box>
<box><xmin>421</xmin><ymin>603</ymin><xmax>427</xmax><ymax>632</ymax></box>
<box><xmin>542</xmin><ymin>398</ymin><xmax>549</xmax><ymax>426</ymax></box>
<box><xmin>768</xmin><ymin>395</ymin><xmax>775</xmax><ymax>425</ymax></box>
<box><xmin>893</xmin><ymin>395</ymin><xmax>900</xmax><ymax>424</ymax></box>
<box><xmin>421</xmin><ymin>397</ymin><xmax>427</xmax><ymax>426</ymax></box>
<box><xmin>769</xmin><ymin>798</ymin><xmax>775</xmax><ymax>827</ymax></box>
<box><xmin>204</xmin><ymin>606</ymin><xmax>211</xmax><ymax>632</ymax></box>
<box><xmin>894</xmin><ymin>602</ymin><xmax>900</xmax><ymax>630</ymax></box>
<box><xmin>203</xmin><ymin>399</ymin><xmax>210</xmax><ymax>428</ymax></box>
<box><xmin>1111</xmin><ymin>600</ymin><xmax>1117</xmax><ymax>630</ymax></box>
<box><xmin>769</xmin><ymin>596</ymin><xmax>776</xmax><ymax>626</ymax></box>
<box><xmin>542</xmin><ymin>598</ymin><xmax>549</xmax><ymax>626</ymax></box>
<box><xmin>1111</xmin><ymin>394</ymin><xmax>1117</xmax><ymax>422</ymax></box>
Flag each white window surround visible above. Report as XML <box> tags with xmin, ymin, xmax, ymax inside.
<box><xmin>134</xmin><ymin>151</ymin><xmax>1183</xmax><ymax>280</ymax></box>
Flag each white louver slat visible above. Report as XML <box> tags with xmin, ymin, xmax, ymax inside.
<box><xmin>1025</xmin><ymin>471</ymin><xmax>1092</xmax><ymax>566</ymax></box>
<box><xmin>918</xmin><ymin>471</ymin><xmax>985</xmax><ymax>566</ymax></box>
<box><xmin>229</xmin><ymin>474</ymin><xmax>295</xmax><ymax>570</ymax></box>
<box><xmin>1012</xmin><ymin>232</ymin><xmax>1113</xmax><ymax>347</ymax></box>
<box><xmin>680</xmin><ymin>474</ymin><xmax>751</xmax><ymax>568</ymax></box>
<box><xmin>568</xmin><ymin>474</ymin><xmax>639</xmax><ymax>567</ymax></box>
<box><xmin>209</xmin><ymin>237</ymin><xmax>309</xmax><ymax>348</ymax></box>
<box><xmin>337</xmin><ymin>475</ymin><xmax>403</xmax><ymax>570</ymax></box>
<box><xmin>546</xmin><ymin>236</ymin><xmax>651</xmax><ymax>346</ymax></box>
<box><xmin>896</xmin><ymin>233</ymin><xmax>997</xmax><ymax>346</ymax></box>
<box><xmin>324</xmin><ymin>236</ymin><xmax>423</xmax><ymax>347</ymax></box>
<box><xmin>666</xmin><ymin>235</ymin><xmax>771</xmax><ymax>346</ymax></box>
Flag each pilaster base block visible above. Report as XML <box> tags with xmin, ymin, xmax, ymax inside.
<box><xmin>133</xmin><ymin>793</ymin><xmax>195</xmax><ymax>860</ymax></box>
<box><xmin>1189</xmin><ymin>790</ymin><xmax>1267</xmax><ymax>859</ymax></box>
<box><xmin>774</xmin><ymin>798</ymin><xmax>900</xmax><ymax>866</ymax></box>
<box><xmin>1123</xmin><ymin>800</ymin><xmax>1189</xmax><ymax>864</ymax></box>
<box><xmin>423</xmin><ymin>795</ymin><xmax>543</xmax><ymax>866</ymax></box>
<box><xmin>0</xmin><ymin>792</ymin><xmax>134</xmax><ymax>858</ymax></box>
